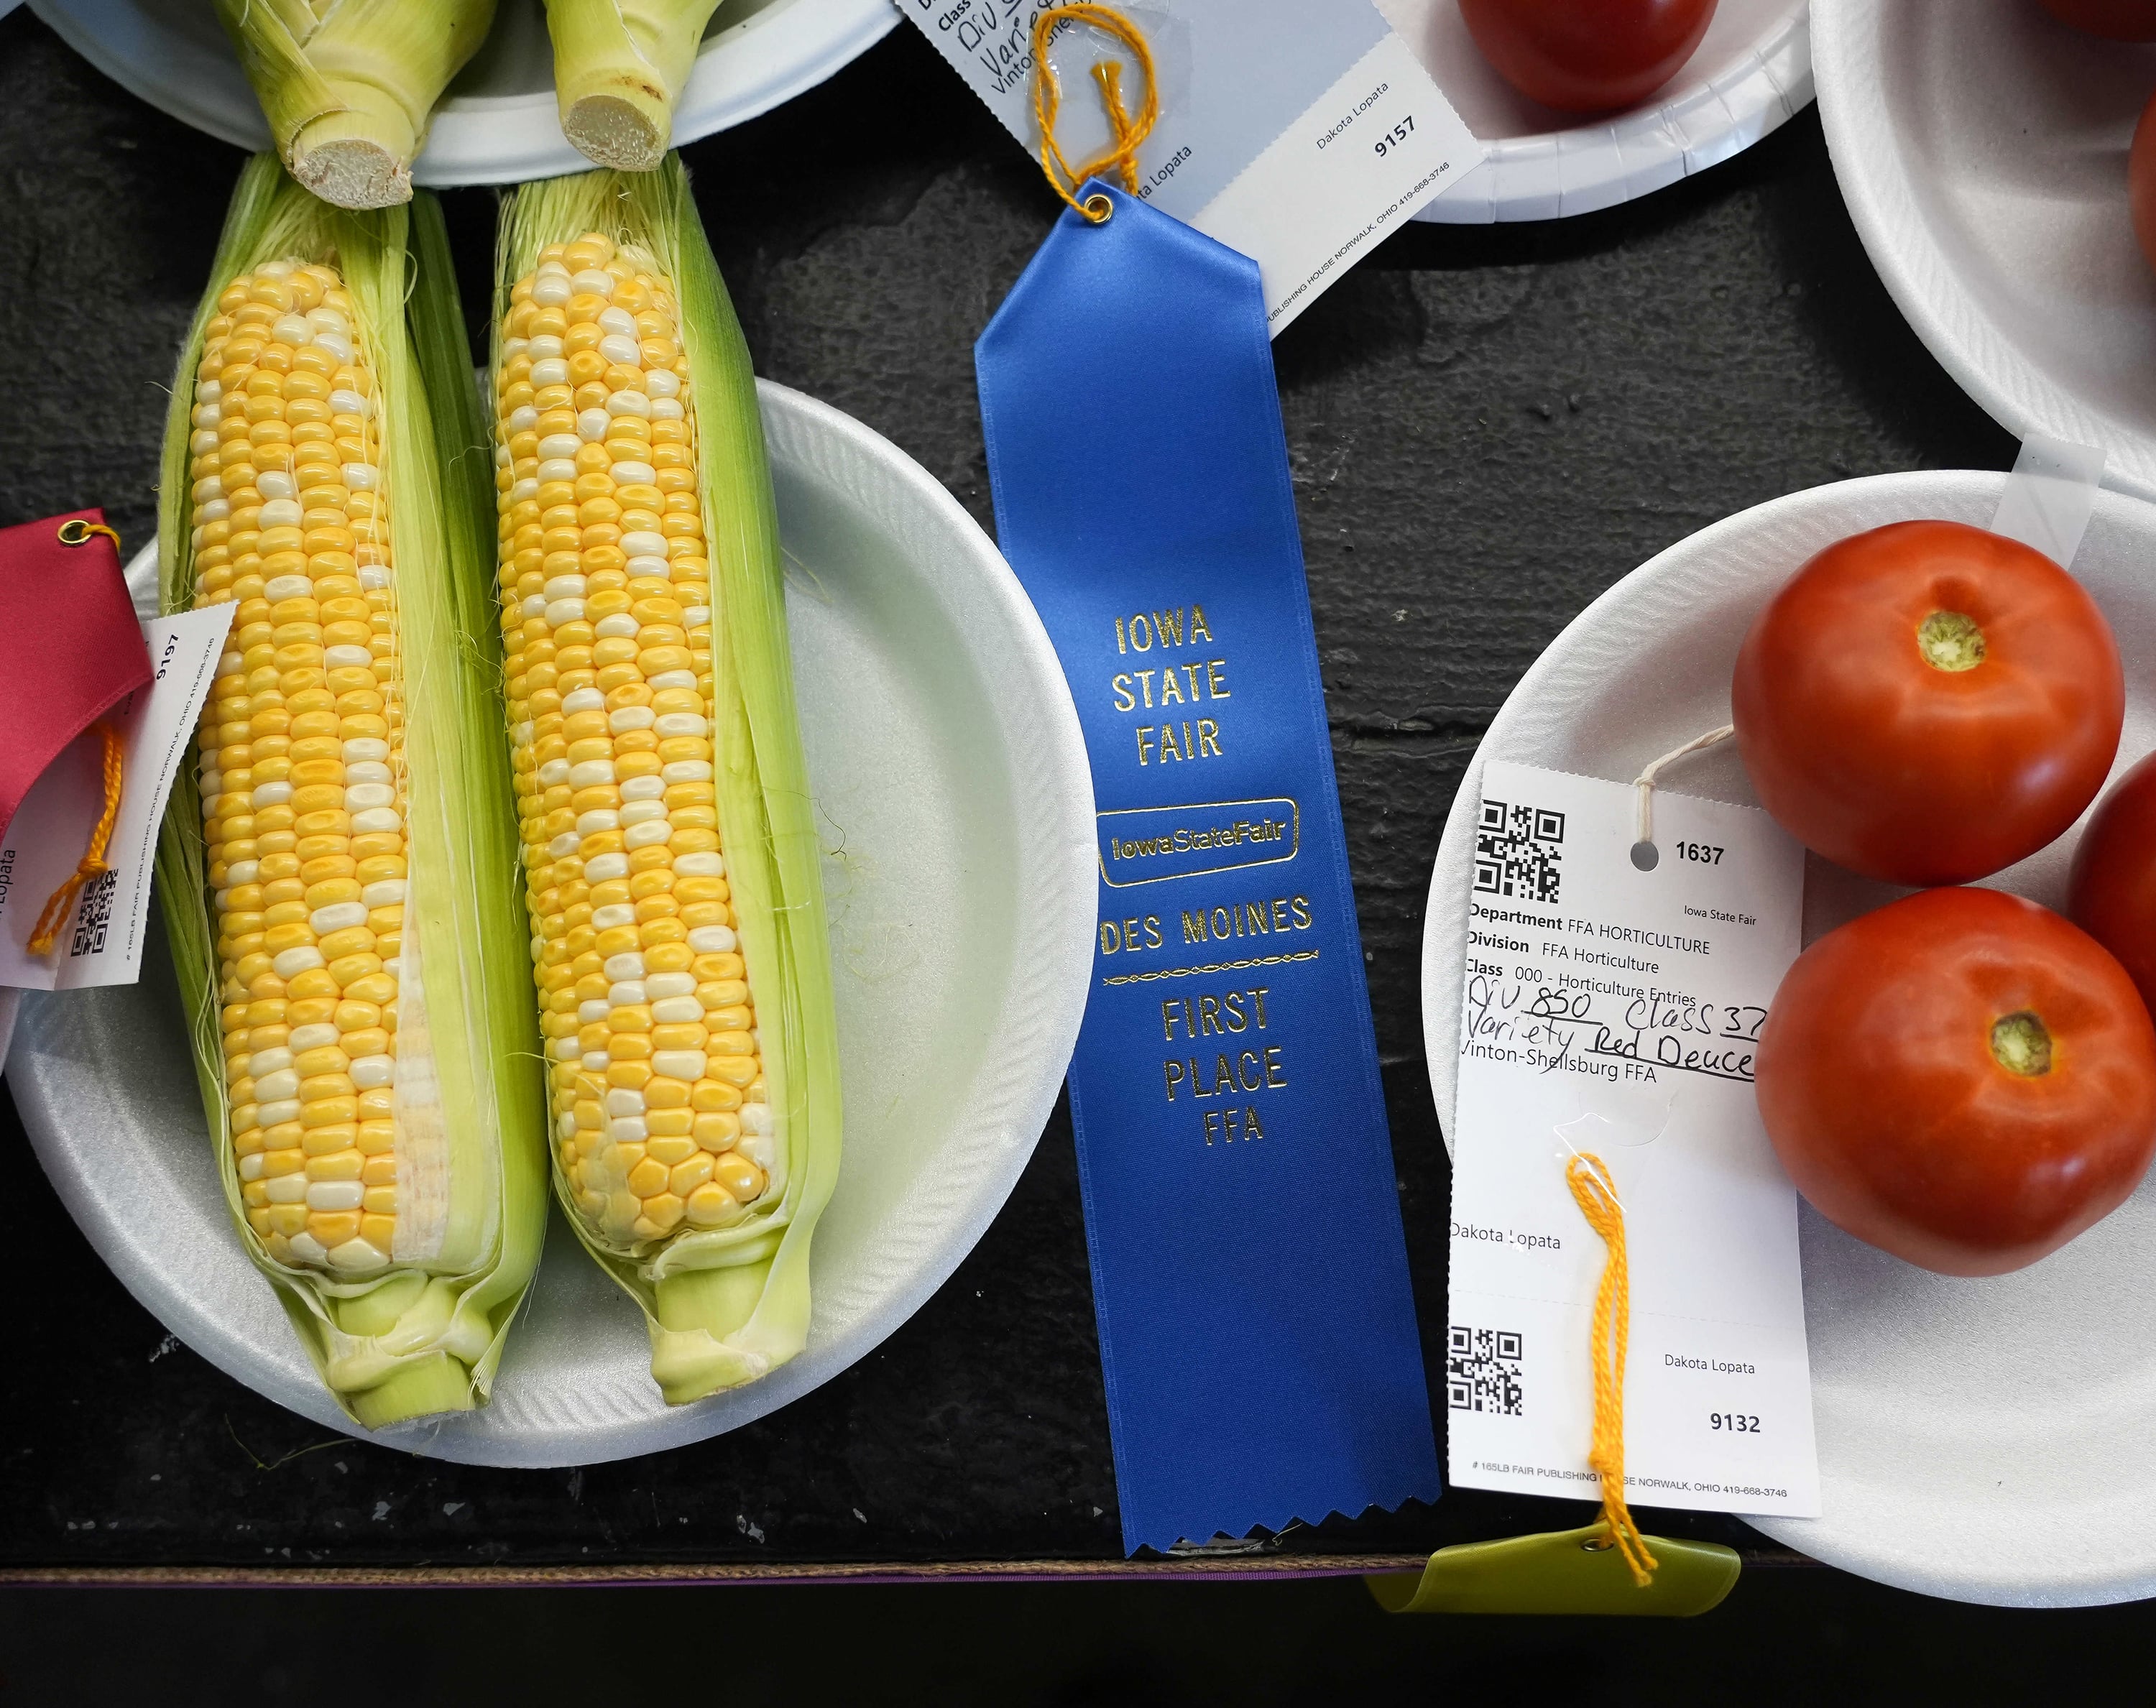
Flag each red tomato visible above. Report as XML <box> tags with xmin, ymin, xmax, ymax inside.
<box><xmin>1757</xmin><ymin>887</ymin><xmax>2156</xmax><ymax>1277</ymax></box>
<box><xmin>1459</xmin><ymin>0</ymin><xmax>1719</xmax><ymax>114</ymax></box>
<box><xmin>2131</xmin><ymin>90</ymin><xmax>2156</xmax><ymax>277</ymax></box>
<box><xmin>2069</xmin><ymin>752</ymin><xmax>2156</xmax><ymax>1016</ymax></box>
<box><xmin>1731</xmin><ymin>520</ymin><xmax>2122</xmax><ymax>887</ymax></box>
<box><xmin>2033</xmin><ymin>0</ymin><xmax>2156</xmax><ymax>40</ymax></box>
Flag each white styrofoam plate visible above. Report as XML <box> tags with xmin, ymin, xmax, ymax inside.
<box><xmin>1813</xmin><ymin>0</ymin><xmax>2156</xmax><ymax>502</ymax></box>
<box><xmin>1380</xmin><ymin>0</ymin><xmax>1812</xmax><ymax>223</ymax></box>
<box><xmin>1421</xmin><ymin>471</ymin><xmax>2156</xmax><ymax>1607</ymax></box>
<box><xmin>28</xmin><ymin>0</ymin><xmax>897</xmax><ymax>186</ymax></box>
<box><xmin>9</xmin><ymin>379</ymin><xmax>1096</xmax><ymax>1467</ymax></box>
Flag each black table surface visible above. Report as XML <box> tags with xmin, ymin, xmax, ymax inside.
<box><xmin>0</xmin><ymin>10</ymin><xmax>2018</xmax><ymax>1583</ymax></box>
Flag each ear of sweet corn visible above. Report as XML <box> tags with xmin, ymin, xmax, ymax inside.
<box><xmin>492</xmin><ymin>158</ymin><xmax>841</xmax><ymax>1404</ymax></box>
<box><xmin>541</xmin><ymin>0</ymin><xmax>724</xmax><ymax>171</ymax></box>
<box><xmin>214</xmin><ymin>0</ymin><xmax>498</xmax><ymax>209</ymax></box>
<box><xmin>155</xmin><ymin>154</ymin><xmax>548</xmax><ymax>1428</ymax></box>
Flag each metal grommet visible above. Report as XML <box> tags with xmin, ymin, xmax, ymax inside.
<box><xmin>1581</xmin><ymin>1535</ymin><xmax>1614</xmax><ymax>1553</ymax></box>
<box><xmin>56</xmin><ymin>519</ymin><xmax>93</xmax><ymax>545</ymax></box>
<box><xmin>1082</xmin><ymin>193</ymin><xmax>1113</xmax><ymax>224</ymax></box>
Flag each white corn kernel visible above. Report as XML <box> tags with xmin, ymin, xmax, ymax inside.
<box><xmin>248</xmin><ymin>1047</ymin><xmax>295</xmax><ymax>1076</ymax></box>
<box><xmin>266</xmin><ymin>1176</ymin><xmax>310</xmax><ymax>1204</ymax></box>
<box><xmin>360</xmin><ymin>879</ymin><xmax>405</xmax><ymax>906</ymax></box>
<box><xmin>652</xmin><ymin>1052</ymin><xmax>706</xmax><ymax>1081</ymax></box>
<box><xmin>349</xmin><ymin>1056</ymin><xmax>395</xmax><ymax>1089</ymax></box>
<box><xmin>273</xmin><ymin>948</ymin><xmax>325</xmax><ymax>978</ymax></box>
<box><xmin>287</xmin><ymin>1233</ymin><xmax>331</xmax><ymax>1264</ymax></box>
<box><xmin>686</xmin><ymin>925</ymin><xmax>737</xmax><ymax>954</ymax></box>
<box><xmin>645</xmin><ymin>972</ymin><xmax>696</xmax><ymax>998</ymax></box>
<box><xmin>306</xmin><ymin>1182</ymin><xmax>365</xmax><ymax>1210</ymax></box>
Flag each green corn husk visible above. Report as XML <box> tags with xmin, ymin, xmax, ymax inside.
<box><xmin>494</xmin><ymin>158</ymin><xmax>842</xmax><ymax>1403</ymax></box>
<box><xmin>155</xmin><ymin>154</ymin><xmax>548</xmax><ymax>1428</ymax></box>
<box><xmin>215</xmin><ymin>0</ymin><xmax>497</xmax><ymax>209</ymax></box>
<box><xmin>541</xmin><ymin>0</ymin><xmax>724</xmax><ymax>171</ymax></box>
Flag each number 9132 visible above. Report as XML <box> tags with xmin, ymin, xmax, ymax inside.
<box><xmin>1710</xmin><ymin>1412</ymin><xmax>1760</xmax><ymax>1434</ymax></box>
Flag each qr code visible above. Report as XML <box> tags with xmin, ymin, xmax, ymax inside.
<box><xmin>1448</xmin><ymin>1325</ymin><xmax>1524</xmax><ymax>1416</ymax></box>
<box><xmin>1474</xmin><ymin>798</ymin><xmax>1564</xmax><ymax>905</ymax></box>
<box><xmin>68</xmin><ymin>869</ymin><xmax>118</xmax><ymax>958</ymax></box>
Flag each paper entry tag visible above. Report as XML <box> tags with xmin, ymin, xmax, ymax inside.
<box><xmin>1449</xmin><ymin>760</ymin><xmax>1821</xmax><ymax>1518</ymax></box>
<box><xmin>898</xmin><ymin>0</ymin><xmax>1480</xmax><ymax>333</ymax></box>
<box><xmin>0</xmin><ymin>603</ymin><xmax>235</xmax><ymax>992</ymax></box>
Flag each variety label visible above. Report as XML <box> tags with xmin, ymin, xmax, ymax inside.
<box><xmin>1447</xmin><ymin>760</ymin><xmax>1823</xmax><ymax>1518</ymax></box>
<box><xmin>898</xmin><ymin>0</ymin><xmax>1480</xmax><ymax>332</ymax></box>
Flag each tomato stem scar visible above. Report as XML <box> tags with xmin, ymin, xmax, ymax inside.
<box><xmin>1991</xmin><ymin>1010</ymin><xmax>2053</xmax><ymax>1076</ymax></box>
<box><xmin>1919</xmin><ymin>610</ymin><xmax>1987</xmax><ymax>673</ymax></box>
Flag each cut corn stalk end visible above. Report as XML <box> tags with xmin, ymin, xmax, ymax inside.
<box><xmin>492</xmin><ymin>156</ymin><xmax>840</xmax><ymax>1404</ymax></box>
<box><xmin>543</xmin><ymin>1</ymin><xmax>725</xmax><ymax>172</ymax></box>
<box><xmin>213</xmin><ymin>0</ymin><xmax>497</xmax><ymax>211</ymax></box>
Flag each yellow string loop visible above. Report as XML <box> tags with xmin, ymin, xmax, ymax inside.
<box><xmin>55</xmin><ymin>519</ymin><xmax>124</xmax><ymax>550</ymax></box>
<box><xmin>1565</xmin><ymin>1151</ymin><xmax>1659</xmax><ymax>1589</ymax></box>
<box><xmin>28</xmin><ymin>722</ymin><xmax>125</xmax><ymax>957</ymax></box>
<box><xmin>1031</xmin><ymin>3</ymin><xmax>1160</xmax><ymax>221</ymax></box>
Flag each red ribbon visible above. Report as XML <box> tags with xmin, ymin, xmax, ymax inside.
<box><xmin>0</xmin><ymin>509</ymin><xmax>153</xmax><ymax>848</ymax></box>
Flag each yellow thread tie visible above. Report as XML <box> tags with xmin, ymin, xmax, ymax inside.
<box><xmin>1031</xmin><ymin>3</ymin><xmax>1160</xmax><ymax>221</ymax></box>
<box><xmin>1565</xmin><ymin>1150</ymin><xmax>1659</xmax><ymax>1589</ymax></box>
<box><xmin>28</xmin><ymin>722</ymin><xmax>125</xmax><ymax>957</ymax></box>
<box><xmin>56</xmin><ymin>519</ymin><xmax>124</xmax><ymax>550</ymax></box>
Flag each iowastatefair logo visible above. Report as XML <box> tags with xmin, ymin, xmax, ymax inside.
<box><xmin>1474</xmin><ymin>798</ymin><xmax>1564</xmax><ymax>907</ymax></box>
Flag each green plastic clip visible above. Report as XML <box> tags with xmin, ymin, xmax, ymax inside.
<box><xmin>1365</xmin><ymin>1522</ymin><xmax>1741</xmax><ymax>1617</ymax></box>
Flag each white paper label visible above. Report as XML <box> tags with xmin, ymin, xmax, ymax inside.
<box><xmin>894</xmin><ymin>0</ymin><xmax>1480</xmax><ymax>333</ymax></box>
<box><xmin>1448</xmin><ymin>760</ymin><xmax>1821</xmax><ymax>1518</ymax></box>
<box><xmin>0</xmin><ymin>604</ymin><xmax>235</xmax><ymax>992</ymax></box>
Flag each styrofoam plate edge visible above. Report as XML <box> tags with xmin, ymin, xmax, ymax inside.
<box><xmin>26</xmin><ymin>0</ymin><xmax>898</xmax><ymax>187</ymax></box>
<box><xmin>1808</xmin><ymin>0</ymin><xmax>2156</xmax><ymax>505</ymax></box>
<box><xmin>1414</xmin><ymin>9</ymin><xmax>1812</xmax><ymax>223</ymax></box>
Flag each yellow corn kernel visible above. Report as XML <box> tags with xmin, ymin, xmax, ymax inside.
<box><xmin>193</xmin><ymin>258</ymin><xmax>407</xmax><ymax>1277</ymax></box>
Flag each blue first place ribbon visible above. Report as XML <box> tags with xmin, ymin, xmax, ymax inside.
<box><xmin>976</xmin><ymin>180</ymin><xmax>1440</xmax><ymax>1553</ymax></box>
